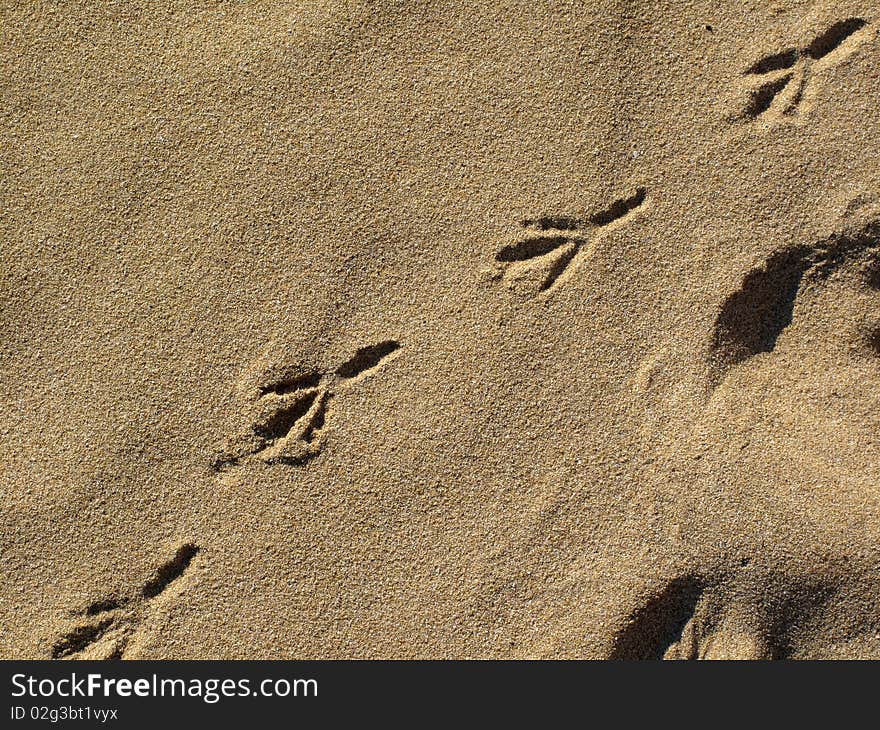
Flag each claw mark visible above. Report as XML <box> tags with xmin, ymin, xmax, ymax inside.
<box><xmin>494</xmin><ymin>189</ymin><xmax>647</xmax><ymax>296</ymax></box>
<box><xmin>142</xmin><ymin>544</ymin><xmax>200</xmax><ymax>599</ymax></box>
<box><xmin>336</xmin><ymin>340</ymin><xmax>401</xmax><ymax>379</ymax></box>
<box><xmin>52</xmin><ymin>618</ymin><xmax>116</xmax><ymax>660</ymax></box>
<box><xmin>745</xmin><ymin>48</ymin><xmax>799</xmax><ymax>75</ymax></box>
<box><xmin>588</xmin><ymin>188</ymin><xmax>647</xmax><ymax>227</ymax></box>
<box><xmin>736</xmin><ymin>18</ymin><xmax>871</xmax><ymax>122</ymax></box>
<box><xmin>259</xmin><ymin>370</ymin><xmax>322</xmax><ymax>396</ymax></box>
<box><xmin>539</xmin><ymin>241</ymin><xmax>580</xmax><ymax>291</ymax></box>
<box><xmin>805</xmin><ymin>17</ymin><xmax>868</xmax><ymax>60</ymax></box>
<box><xmin>254</xmin><ymin>390</ymin><xmax>322</xmax><ymax>442</ymax></box>
<box><xmin>52</xmin><ymin>544</ymin><xmax>200</xmax><ymax>660</ymax></box>
<box><xmin>85</xmin><ymin>597</ymin><xmax>125</xmax><ymax>616</ymax></box>
<box><xmin>214</xmin><ymin>340</ymin><xmax>401</xmax><ymax>470</ymax></box>
<box><xmin>497</xmin><ymin>235</ymin><xmax>572</xmax><ymax>262</ymax></box>
<box><xmin>745</xmin><ymin>74</ymin><xmax>794</xmax><ymax>118</ymax></box>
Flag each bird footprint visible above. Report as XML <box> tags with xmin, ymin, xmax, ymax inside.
<box><xmin>213</xmin><ymin>340</ymin><xmax>401</xmax><ymax>470</ymax></box>
<box><xmin>491</xmin><ymin>188</ymin><xmax>647</xmax><ymax>296</ymax></box>
<box><xmin>738</xmin><ymin>18</ymin><xmax>872</xmax><ymax>122</ymax></box>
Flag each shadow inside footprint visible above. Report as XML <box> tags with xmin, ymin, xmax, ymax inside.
<box><xmin>709</xmin><ymin>218</ymin><xmax>880</xmax><ymax>388</ymax></box>
<box><xmin>710</xmin><ymin>247</ymin><xmax>810</xmax><ymax>386</ymax></box>
<box><xmin>609</xmin><ymin>576</ymin><xmax>705</xmax><ymax>660</ymax></box>
<box><xmin>805</xmin><ymin>18</ymin><xmax>867</xmax><ymax>60</ymax></box>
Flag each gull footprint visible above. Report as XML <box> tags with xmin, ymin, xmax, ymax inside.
<box><xmin>51</xmin><ymin>544</ymin><xmax>200</xmax><ymax>660</ymax></box>
<box><xmin>493</xmin><ymin>188</ymin><xmax>647</xmax><ymax>297</ymax></box>
<box><xmin>738</xmin><ymin>18</ymin><xmax>871</xmax><ymax>122</ymax></box>
<box><xmin>213</xmin><ymin>340</ymin><xmax>401</xmax><ymax>470</ymax></box>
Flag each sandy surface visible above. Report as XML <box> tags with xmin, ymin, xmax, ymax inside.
<box><xmin>2</xmin><ymin>0</ymin><xmax>880</xmax><ymax>659</ymax></box>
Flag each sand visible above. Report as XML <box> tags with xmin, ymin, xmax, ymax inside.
<box><xmin>2</xmin><ymin>0</ymin><xmax>880</xmax><ymax>660</ymax></box>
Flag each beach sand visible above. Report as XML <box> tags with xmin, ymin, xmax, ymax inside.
<box><xmin>2</xmin><ymin>0</ymin><xmax>880</xmax><ymax>659</ymax></box>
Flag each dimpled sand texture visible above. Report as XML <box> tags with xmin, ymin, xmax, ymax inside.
<box><xmin>2</xmin><ymin>0</ymin><xmax>880</xmax><ymax>659</ymax></box>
